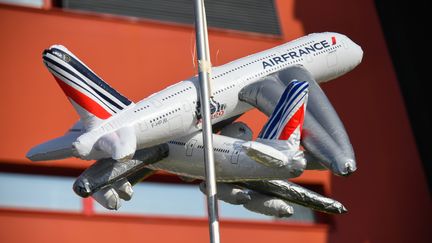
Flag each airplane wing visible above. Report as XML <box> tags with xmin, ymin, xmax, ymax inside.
<box><xmin>199</xmin><ymin>180</ymin><xmax>347</xmax><ymax>217</ymax></box>
<box><xmin>236</xmin><ymin>180</ymin><xmax>347</xmax><ymax>214</ymax></box>
<box><xmin>239</xmin><ymin>65</ymin><xmax>356</xmax><ymax>176</ymax></box>
<box><xmin>73</xmin><ymin>144</ymin><xmax>168</xmax><ymax>209</ymax></box>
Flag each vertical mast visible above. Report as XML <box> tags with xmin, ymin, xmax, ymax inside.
<box><xmin>193</xmin><ymin>1</ymin><xmax>220</xmax><ymax>243</ymax></box>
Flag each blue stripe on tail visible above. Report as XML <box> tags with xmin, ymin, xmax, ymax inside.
<box><xmin>259</xmin><ymin>81</ymin><xmax>308</xmax><ymax>139</ymax></box>
<box><xmin>50</xmin><ymin>48</ymin><xmax>132</xmax><ymax>107</ymax></box>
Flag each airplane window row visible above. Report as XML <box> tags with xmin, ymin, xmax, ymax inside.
<box><xmin>134</xmin><ymin>104</ymin><xmax>150</xmax><ymax>113</ymax></box>
<box><xmin>169</xmin><ymin>141</ymin><xmax>186</xmax><ymax>146</ymax></box>
<box><xmin>161</xmin><ymin>86</ymin><xmax>193</xmax><ymax>101</ymax></box>
<box><xmin>150</xmin><ymin>107</ymin><xmax>181</xmax><ymax>122</ymax></box>
<box><xmin>214</xmin><ymin>147</ymin><xmax>230</xmax><ymax>153</ymax></box>
<box><xmin>213</xmin><ymin>84</ymin><xmax>236</xmax><ymax>95</ymax></box>
<box><xmin>313</xmin><ymin>44</ymin><xmax>342</xmax><ymax>56</ymax></box>
<box><xmin>196</xmin><ymin>145</ymin><xmax>230</xmax><ymax>154</ymax></box>
<box><xmin>213</xmin><ymin>53</ymin><xmax>277</xmax><ymax>79</ymax></box>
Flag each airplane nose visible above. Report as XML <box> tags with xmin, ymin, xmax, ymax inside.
<box><xmin>353</xmin><ymin>42</ymin><xmax>364</xmax><ymax>65</ymax></box>
<box><xmin>338</xmin><ymin>33</ymin><xmax>363</xmax><ymax>68</ymax></box>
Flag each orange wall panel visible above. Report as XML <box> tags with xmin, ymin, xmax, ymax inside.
<box><xmin>0</xmin><ymin>209</ymin><xmax>328</xmax><ymax>243</ymax></box>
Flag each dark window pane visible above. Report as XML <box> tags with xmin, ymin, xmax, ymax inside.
<box><xmin>62</xmin><ymin>0</ymin><xmax>281</xmax><ymax>35</ymax></box>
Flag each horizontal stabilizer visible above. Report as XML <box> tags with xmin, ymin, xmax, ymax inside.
<box><xmin>26</xmin><ymin>121</ymin><xmax>84</xmax><ymax>161</ymax></box>
<box><xmin>241</xmin><ymin>141</ymin><xmax>288</xmax><ymax>167</ymax></box>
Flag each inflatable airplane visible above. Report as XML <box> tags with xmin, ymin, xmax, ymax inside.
<box><xmin>27</xmin><ymin>32</ymin><xmax>363</xmax><ymax>217</ymax></box>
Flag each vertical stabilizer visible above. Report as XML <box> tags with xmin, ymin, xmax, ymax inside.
<box><xmin>42</xmin><ymin>45</ymin><xmax>133</xmax><ymax>129</ymax></box>
<box><xmin>258</xmin><ymin>80</ymin><xmax>309</xmax><ymax>150</ymax></box>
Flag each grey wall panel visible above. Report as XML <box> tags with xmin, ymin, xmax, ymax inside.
<box><xmin>62</xmin><ymin>0</ymin><xmax>281</xmax><ymax>35</ymax></box>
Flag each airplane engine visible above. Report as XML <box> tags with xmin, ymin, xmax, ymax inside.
<box><xmin>243</xmin><ymin>191</ymin><xmax>293</xmax><ymax>218</ymax></box>
<box><xmin>199</xmin><ymin>182</ymin><xmax>293</xmax><ymax>218</ymax></box>
<box><xmin>113</xmin><ymin>178</ymin><xmax>134</xmax><ymax>201</ymax></box>
<box><xmin>92</xmin><ymin>186</ymin><xmax>122</xmax><ymax>210</ymax></box>
<box><xmin>90</xmin><ymin>178</ymin><xmax>134</xmax><ymax>210</ymax></box>
<box><xmin>73</xmin><ymin>144</ymin><xmax>168</xmax><ymax>198</ymax></box>
<box><xmin>199</xmin><ymin>182</ymin><xmax>251</xmax><ymax>205</ymax></box>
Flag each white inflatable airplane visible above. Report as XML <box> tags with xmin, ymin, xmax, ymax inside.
<box><xmin>27</xmin><ymin>32</ymin><xmax>363</xmax><ymax>217</ymax></box>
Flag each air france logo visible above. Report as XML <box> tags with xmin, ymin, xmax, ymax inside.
<box><xmin>52</xmin><ymin>50</ymin><xmax>71</xmax><ymax>63</ymax></box>
<box><xmin>262</xmin><ymin>39</ymin><xmax>335</xmax><ymax>70</ymax></box>
<box><xmin>195</xmin><ymin>97</ymin><xmax>227</xmax><ymax>125</ymax></box>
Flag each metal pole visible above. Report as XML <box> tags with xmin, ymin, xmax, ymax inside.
<box><xmin>193</xmin><ymin>1</ymin><xmax>220</xmax><ymax>243</ymax></box>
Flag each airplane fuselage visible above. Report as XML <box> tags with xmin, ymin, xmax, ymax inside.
<box><xmin>74</xmin><ymin>32</ymin><xmax>363</xmax><ymax>160</ymax></box>
<box><xmin>147</xmin><ymin>131</ymin><xmax>303</xmax><ymax>182</ymax></box>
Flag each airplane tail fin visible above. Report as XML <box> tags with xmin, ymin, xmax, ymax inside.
<box><xmin>258</xmin><ymin>80</ymin><xmax>308</xmax><ymax>149</ymax></box>
<box><xmin>42</xmin><ymin>45</ymin><xmax>133</xmax><ymax>129</ymax></box>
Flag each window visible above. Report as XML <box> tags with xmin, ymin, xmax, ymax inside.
<box><xmin>0</xmin><ymin>172</ymin><xmax>317</xmax><ymax>222</ymax></box>
<box><xmin>60</xmin><ymin>0</ymin><xmax>281</xmax><ymax>35</ymax></box>
<box><xmin>0</xmin><ymin>172</ymin><xmax>81</xmax><ymax>211</ymax></box>
<box><xmin>0</xmin><ymin>0</ymin><xmax>44</xmax><ymax>8</ymax></box>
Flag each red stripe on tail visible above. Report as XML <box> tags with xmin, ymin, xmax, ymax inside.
<box><xmin>278</xmin><ymin>104</ymin><xmax>305</xmax><ymax>140</ymax></box>
<box><xmin>54</xmin><ymin>76</ymin><xmax>112</xmax><ymax>119</ymax></box>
